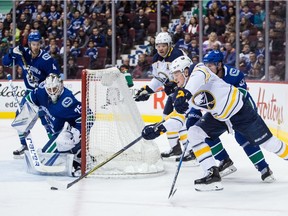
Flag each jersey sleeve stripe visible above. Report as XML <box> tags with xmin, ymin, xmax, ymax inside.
<box><xmin>215</xmin><ymin>87</ymin><xmax>240</xmax><ymax>120</ymax></box>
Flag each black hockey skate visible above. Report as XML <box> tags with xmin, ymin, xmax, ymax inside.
<box><xmin>194</xmin><ymin>166</ymin><xmax>223</xmax><ymax>191</ymax></box>
<box><xmin>161</xmin><ymin>142</ymin><xmax>182</xmax><ymax>158</ymax></box>
<box><xmin>13</xmin><ymin>145</ymin><xmax>28</xmax><ymax>159</ymax></box>
<box><xmin>261</xmin><ymin>167</ymin><xmax>276</xmax><ymax>183</ymax></box>
<box><xmin>218</xmin><ymin>158</ymin><xmax>237</xmax><ymax>177</ymax></box>
<box><xmin>176</xmin><ymin>150</ymin><xmax>196</xmax><ymax>162</ymax></box>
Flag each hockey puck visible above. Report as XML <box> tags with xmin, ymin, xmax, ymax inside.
<box><xmin>50</xmin><ymin>187</ymin><xmax>58</xmax><ymax>190</ymax></box>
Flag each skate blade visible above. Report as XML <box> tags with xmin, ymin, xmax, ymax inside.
<box><xmin>262</xmin><ymin>175</ymin><xmax>276</xmax><ymax>183</ymax></box>
<box><xmin>220</xmin><ymin>165</ymin><xmax>237</xmax><ymax>177</ymax></box>
<box><xmin>195</xmin><ymin>182</ymin><xmax>224</xmax><ymax>192</ymax></box>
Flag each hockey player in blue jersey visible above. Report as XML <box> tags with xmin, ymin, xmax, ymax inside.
<box><xmin>25</xmin><ymin>73</ymin><xmax>82</xmax><ymax>175</ymax></box>
<box><xmin>2</xmin><ymin>31</ymin><xmax>61</xmax><ymax>157</ymax></box>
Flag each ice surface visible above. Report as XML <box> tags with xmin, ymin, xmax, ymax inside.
<box><xmin>0</xmin><ymin>119</ymin><xmax>287</xmax><ymax>216</ymax></box>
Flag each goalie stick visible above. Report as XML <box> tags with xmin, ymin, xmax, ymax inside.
<box><xmin>7</xmin><ymin>74</ymin><xmax>66</xmax><ymax>173</ymax></box>
<box><xmin>168</xmin><ymin>140</ymin><xmax>189</xmax><ymax>199</ymax></box>
<box><xmin>49</xmin><ymin>135</ymin><xmax>143</xmax><ymax>190</ymax></box>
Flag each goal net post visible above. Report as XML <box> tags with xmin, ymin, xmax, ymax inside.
<box><xmin>81</xmin><ymin>68</ymin><xmax>165</xmax><ymax>177</ymax></box>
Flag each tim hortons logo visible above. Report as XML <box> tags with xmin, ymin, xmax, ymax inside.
<box><xmin>256</xmin><ymin>87</ymin><xmax>283</xmax><ymax>124</ymax></box>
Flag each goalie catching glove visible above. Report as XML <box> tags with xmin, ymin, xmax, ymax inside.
<box><xmin>142</xmin><ymin>123</ymin><xmax>167</xmax><ymax>140</ymax></box>
<box><xmin>174</xmin><ymin>88</ymin><xmax>192</xmax><ymax>114</ymax></box>
<box><xmin>135</xmin><ymin>85</ymin><xmax>154</xmax><ymax>102</ymax></box>
<box><xmin>55</xmin><ymin>122</ymin><xmax>81</xmax><ymax>152</ymax></box>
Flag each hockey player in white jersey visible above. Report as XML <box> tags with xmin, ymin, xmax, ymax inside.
<box><xmin>135</xmin><ymin>32</ymin><xmax>191</xmax><ymax>160</ymax></box>
<box><xmin>142</xmin><ymin>58</ymin><xmax>288</xmax><ymax>191</ymax></box>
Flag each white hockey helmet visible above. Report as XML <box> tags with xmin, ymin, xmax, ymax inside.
<box><xmin>155</xmin><ymin>32</ymin><xmax>172</xmax><ymax>46</ymax></box>
<box><xmin>45</xmin><ymin>73</ymin><xmax>64</xmax><ymax>103</ymax></box>
<box><xmin>170</xmin><ymin>55</ymin><xmax>192</xmax><ymax>74</ymax></box>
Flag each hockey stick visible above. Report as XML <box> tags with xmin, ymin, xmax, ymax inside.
<box><xmin>49</xmin><ymin>135</ymin><xmax>143</xmax><ymax>190</ymax></box>
<box><xmin>168</xmin><ymin>140</ymin><xmax>189</xmax><ymax>199</ymax></box>
<box><xmin>7</xmin><ymin>74</ymin><xmax>66</xmax><ymax>173</ymax></box>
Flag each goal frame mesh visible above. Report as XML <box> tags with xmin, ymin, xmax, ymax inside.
<box><xmin>81</xmin><ymin>68</ymin><xmax>164</xmax><ymax>177</ymax></box>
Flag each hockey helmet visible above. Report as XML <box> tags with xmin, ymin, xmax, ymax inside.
<box><xmin>170</xmin><ymin>55</ymin><xmax>192</xmax><ymax>74</ymax></box>
<box><xmin>203</xmin><ymin>50</ymin><xmax>224</xmax><ymax>64</ymax></box>
<box><xmin>155</xmin><ymin>32</ymin><xmax>172</xmax><ymax>46</ymax></box>
<box><xmin>45</xmin><ymin>73</ymin><xmax>64</xmax><ymax>103</ymax></box>
<box><xmin>28</xmin><ymin>31</ymin><xmax>41</xmax><ymax>43</ymax></box>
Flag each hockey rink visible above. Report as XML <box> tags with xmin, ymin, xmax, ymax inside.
<box><xmin>0</xmin><ymin>119</ymin><xmax>287</xmax><ymax>216</ymax></box>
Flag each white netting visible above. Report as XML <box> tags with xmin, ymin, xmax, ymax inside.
<box><xmin>82</xmin><ymin>68</ymin><xmax>164</xmax><ymax>177</ymax></box>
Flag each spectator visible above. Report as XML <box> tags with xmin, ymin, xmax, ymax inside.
<box><xmin>269</xmin><ymin>28</ymin><xmax>284</xmax><ymax>53</ymax></box>
<box><xmin>214</xmin><ymin>16</ymin><xmax>226</xmax><ymax>36</ymax></box>
<box><xmin>172</xmin><ymin>15</ymin><xmax>188</xmax><ymax>32</ymax></box>
<box><xmin>0</xmin><ymin>38</ymin><xmax>10</xmax><ymax>58</ymax></box>
<box><xmin>77</xmin><ymin>28</ymin><xmax>89</xmax><ymax>49</ymax></box>
<box><xmin>19</xmin><ymin>29</ymin><xmax>30</xmax><ymax>47</ymax></box>
<box><xmin>146</xmin><ymin>36</ymin><xmax>157</xmax><ymax>56</ymax></box>
<box><xmin>122</xmin><ymin>58</ymin><xmax>134</xmax><ymax>73</ymax></box>
<box><xmin>191</xmin><ymin>55</ymin><xmax>199</xmax><ymax>64</ymax></box>
<box><xmin>47</xmin><ymin>19</ymin><xmax>62</xmax><ymax>39</ymax></box>
<box><xmin>120</xmin><ymin>65</ymin><xmax>134</xmax><ymax>87</ymax></box>
<box><xmin>89</xmin><ymin>27</ymin><xmax>106</xmax><ymax>47</ymax></box>
<box><xmin>32</xmin><ymin>21</ymin><xmax>47</xmax><ymax>38</ymax></box>
<box><xmin>85</xmin><ymin>40</ymin><xmax>98</xmax><ymax>69</ymax></box>
<box><xmin>131</xmin><ymin>9</ymin><xmax>150</xmax><ymax>43</ymax></box>
<box><xmin>222</xmin><ymin>42</ymin><xmax>236</xmax><ymax>67</ymax></box>
<box><xmin>240</xmin><ymin>17</ymin><xmax>253</xmax><ymax>36</ymax></box>
<box><xmin>190</xmin><ymin>38</ymin><xmax>199</xmax><ymax>58</ymax></box>
<box><xmin>172</xmin><ymin>25</ymin><xmax>184</xmax><ymax>44</ymax></box>
<box><xmin>31</xmin><ymin>5</ymin><xmax>46</xmax><ymax>21</ymax></box>
<box><xmin>49</xmin><ymin>45</ymin><xmax>63</xmax><ymax>68</ymax></box>
<box><xmin>82</xmin><ymin>18</ymin><xmax>93</xmax><ymax>36</ymax></box>
<box><xmin>132</xmin><ymin>54</ymin><xmax>151</xmax><ymax>79</ymax></box>
<box><xmin>207</xmin><ymin>1</ymin><xmax>224</xmax><ymax>18</ymax></box>
<box><xmin>202</xmin><ymin>32</ymin><xmax>222</xmax><ymax>54</ymax></box>
<box><xmin>17</xmin><ymin>13</ymin><xmax>29</xmax><ymax>31</ymax></box>
<box><xmin>67</xmin><ymin>56</ymin><xmax>79</xmax><ymax>79</ymax></box>
<box><xmin>175</xmin><ymin>33</ymin><xmax>193</xmax><ymax>56</ymax></box>
<box><xmin>89</xmin><ymin>0</ymin><xmax>104</xmax><ymax>14</ymax></box>
<box><xmin>268</xmin><ymin>65</ymin><xmax>281</xmax><ymax>81</ymax></box>
<box><xmin>47</xmin><ymin>5</ymin><xmax>61</xmax><ymax>21</ymax></box>
<box><xmin>3</xmin><ymin>13</ymin><xmax>12</xmax><ymax>30</ymax></box>
<box><xmin>246</xmin><ymin>52</ymin><xmax>258</xmax><ymax>78</ymax></box>
<box><xmin>224</xmin><ymin>6</ymin><xmax>236</xmax><ymax>24</ymax></box>
<box><xmin>70</xmin><ymin>40</ymin><xmax>82</xmax><ymax>59</ymax></box>
<box><xmin>254</xmin><ymin>4</ymin><xmax>265</xmax><ymax>30</ymax></box>
<box><xmin>15</xmin><ymin>66</ymin><xmax>23</xmax><ymax>79</ymax></box>
<box><xmin>203</xmin><ymin>16</ymin><xmax>215</xmax><ymax>36</ymax></box>
<box><xmin>255</xmin><ymin>37</ymin><xmax>265</xmax><ymax>57</ymax></box>
<box><xmin>105</xmin><ymin>28</ymin><xmax>112</xmax><ymax>64</ymax></box>
<box><xmin>225</xmin><ymin>15</ymin><xmax>236</xmax><ymax>34</ymax></box>
<box><xmin>0</xmin><ymin>65</ymin><xmax>8</xmax><ymax>79</ymax></box>
<box><xmin>187</xmin><ymin>16</ymin><xmax>199</xmax><ymax>36</ymax></box>
<box><xmin>249</xmin><ymin>31</ymin><xmax>264</xmax><ymax>51</ymax></box>
<box><xmin>76</xmin><ymin>0</ymin><xmax>88</xmax><ymax>16</ymax></box>
<box><xmin>70</xmin><ymin>10</ymin><xmax>85</xmax><ymax>32</ymax></box>
<box><xmin>240</xmin><ymin>4</ymin><xmax>254</xmax><ymax>24</ymax></box>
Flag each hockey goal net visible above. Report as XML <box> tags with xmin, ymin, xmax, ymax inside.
<box><xmin>81</xmin><ymin>68</ymin><xmax>164</xmax><ymax>176</ymax></box>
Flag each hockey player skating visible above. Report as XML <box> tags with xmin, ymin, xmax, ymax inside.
<box><xmin>135</xmin><ymin>32</ymin><xmax>194</xmax><ymax>162</ymax></box>
<box><xmin>2</xmin><ymin>31</ymin><xmax>61</xmax><ymax>158</ymax></box>
<box><xmin>142</xmin><ymin>59</ymin><xmax>288</xmax><ymax>191</ymax></box>
<box><xmin>15</xmin><ymin>73</ymin><xmax>83</xmax><ymax>176</ymax></box>
<box><xmin>202</xmin><ymin>50</ymin><xmax>274</xmax><ymax>182</ymax></box>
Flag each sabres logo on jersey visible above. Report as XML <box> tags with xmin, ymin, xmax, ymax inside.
<box><xmin>192</xmin><ymin>90</ymin><xmax>215</xmax><ymax>110</ymax></box>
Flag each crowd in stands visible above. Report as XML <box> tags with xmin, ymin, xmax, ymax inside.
<box><xmin>0</xmin><ymin>0</ymin><xmax>286</xmax><ymax>81</ymax></box>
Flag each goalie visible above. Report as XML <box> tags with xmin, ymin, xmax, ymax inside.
<box><xmin>13</xmin><ymin>73</ymin><xmax>84</xmax><ymax>176</ymax></box>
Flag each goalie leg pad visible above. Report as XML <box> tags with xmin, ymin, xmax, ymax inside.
<box><xmin>11</xmin><ymin>101</ymin><xmax>39</xmax><ymax>134</ymax></box>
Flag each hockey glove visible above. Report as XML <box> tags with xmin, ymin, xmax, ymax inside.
<box><xmin>9</xmin><ymin>46</ymin><xmax>24</xmax><ymax>59</ymax></box>
<box><xmin>26</xmin><ymin>72</ymin><xmax>37</xmax><ymax>88</ymax></box>
<box><xmin>135</xmin><ymin>85</ymin><xmax>154</xmax><ymax>102</ymax></box>
<box><xmin>164</xmin><ymin>80</ymin><xmax>178</xmax><ymax>96</ymax></box>
<box><xmin>174</xmin><ymin>88</ymin><xmax>192</xmax><ymax>114</ymax></box>
<box><xmin>142</xmin><ymin>123</ymin><xmax>167</xmax><ymax>140</ymax></box>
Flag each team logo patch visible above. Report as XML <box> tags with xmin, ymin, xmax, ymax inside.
<box><xmin>192</xmin><ymin>91</ymin><xmax>215</xmax><ymax>110</ymax></box>
<box><xmin>62</xmin><ymin>97</ymin><xmax>73</xmax><ymax>107</ymax></box>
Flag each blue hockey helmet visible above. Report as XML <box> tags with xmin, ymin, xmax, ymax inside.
<box><xmin>28</xmin><ymin>31</ymin><xmax>41</xmax><ymax>43</ymax></box>
<box><xmin>203</xmin><ymin>50</ymin><xmax>224</xmax><ymax>64</ymax></box>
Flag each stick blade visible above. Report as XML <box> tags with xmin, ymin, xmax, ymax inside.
<box><xmin>168</xmin><ymin>189</ymin><xmax>177</xmax><ymax>199</ymax></box>
<box><xmin>48</xmin><ymin>179</ymin><xmax>68</xmax><ymax>191</ymax></box>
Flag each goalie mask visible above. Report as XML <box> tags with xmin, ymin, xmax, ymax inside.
<box><xmin>45</xmin><ymin>73</ymin><xmax>64</xmax><ymax>103</ymax></box>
